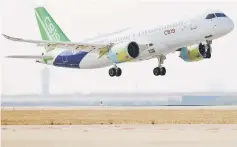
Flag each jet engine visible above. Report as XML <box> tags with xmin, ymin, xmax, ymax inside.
<box><xmin>178</xmin><ymin>43</ymin><xmax>212</xmax><ymax>62</ymax></box>
<box><xmin>107</xmin><ymin>41</ymin><xmax>140</xmax><ymax>63</ymax></box>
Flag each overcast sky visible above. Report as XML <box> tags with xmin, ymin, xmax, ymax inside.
<box><xmin>1</xmin><ymin>0</ymin><xmax>237</xmax><ymax>95</ymax></box>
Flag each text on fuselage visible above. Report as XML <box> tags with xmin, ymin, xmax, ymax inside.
<box><xmin>164</xmin><ymin>29</ymin><xmax>175</xmax><ymax>35</ymax></box>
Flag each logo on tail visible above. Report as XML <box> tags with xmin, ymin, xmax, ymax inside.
<box><xmin>35</xmin><ymin>7</ymin><xmax>70</xmax><ymax>42</ymax></box>
<box><xmin>44</xmin><ymin>17</ymin><xmax>60</xmax><ymax>41</ymax></box>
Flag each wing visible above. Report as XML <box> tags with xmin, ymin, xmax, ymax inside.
<box><xmin>2</xmin><ymin>34</ymin><xmax>113</xmax><ymax>56</ymax></box>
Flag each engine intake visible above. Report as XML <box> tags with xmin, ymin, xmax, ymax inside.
<box><xmin>108</xmin><ymin>41</ymin><xmax>140</xmax><ymax>63</ymax></box>
<box><xmin>127</xmin><ymin>42</ymin><xmax>139</xmax><ymax>58</ymax></box>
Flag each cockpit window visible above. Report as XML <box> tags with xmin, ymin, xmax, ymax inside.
<box><xmin>206</xmin><ymin>13</ymin><xmax>216</xmax><ymax>19</ymax></box>
<box><xmin>215</xmin><ymin>13</ymin><xmax>227</xmax><ymax>17</ymax></box>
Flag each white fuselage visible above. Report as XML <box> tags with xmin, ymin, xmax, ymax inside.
<box><xmin>46</xmin><ymin>11</ymin><xmax>234</xmax><ymax>69</ymax></box>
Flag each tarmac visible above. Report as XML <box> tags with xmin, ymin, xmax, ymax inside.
<box><xmin>2</xmin><ymin>124</ymin><xmax>237</xmax><ymax>147</ymax></box>
<box><xmin>2</xmin><ymin>105</ymin><xmax>237</xmax><ymax>110</ymax></box>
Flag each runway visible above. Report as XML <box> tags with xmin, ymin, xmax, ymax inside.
<box><xmin>2</xmin><ymin>105</ymin><xmax>237</xmax><ymax>110</ymax></box>
<box><xmin>2</xmin><ymin>125</ymin><xmax>237</xmax><ymax>147</ymax></box>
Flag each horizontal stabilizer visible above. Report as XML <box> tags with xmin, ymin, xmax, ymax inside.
<box><xmin>5</xmin><ymin>55</ymin><xmax>51</xmax><ymax>59</ymax></box>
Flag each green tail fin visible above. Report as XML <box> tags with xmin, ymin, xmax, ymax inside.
<box><xmin>35</xmin><ymin>7</ymin><xmax>70</xmax><ymax>42</ymax></box>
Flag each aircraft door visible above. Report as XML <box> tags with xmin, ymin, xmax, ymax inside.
<box><xmin>190</xmin><ymin>23</ymin><xmax>197</xmax><ymax>31</ymax></box>
<box><xmin>205</xmin><ymin>13</ymin><xmax>216</xmax><ymax>29</ymax></box>
<box><xmin>62</xmin><ymin>51</ymin><xmax>68</xmax><ymax>63</ymax></box>
<box><xmin>204</xmin><ymin>13</ymin><xmax>217</xmax><ymax>39</ymax></box>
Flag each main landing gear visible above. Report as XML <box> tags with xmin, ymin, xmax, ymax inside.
<box><xmin>153</xmin><ymin>55</ymin><xmax>166</xmax><ymax>76</ymax></box>
<box><xmin>109</xmin><ymin>64</ymin><xmax>122</xmax><ymax>77</ymax></box>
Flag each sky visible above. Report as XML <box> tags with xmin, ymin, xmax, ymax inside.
<box><xmin>1</xmin><ymin>0</ymin><xmax>237</xmax><ymax>95</ymax></box>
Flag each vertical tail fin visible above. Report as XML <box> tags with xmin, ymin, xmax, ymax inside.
<box><xmin>34</xmin><ymin>7</ymin><xmax>70</xmax><ymax>42</ymax></box>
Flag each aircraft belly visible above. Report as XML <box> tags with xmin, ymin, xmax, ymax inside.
<box><xmin>79</xmin><ymin>52</ymin><xmax>112</xmax><ymax>69</ymax></box>
<box><xmin>53</xmin><ymin>50</ymin><xmax>89</xmax><ymax>68</ymax></box>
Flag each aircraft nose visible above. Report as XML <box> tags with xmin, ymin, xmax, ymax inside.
<box><xmin>228</xmin><ymin>18</ymin><xmax>235</xmax><ymax>32</ymax></box>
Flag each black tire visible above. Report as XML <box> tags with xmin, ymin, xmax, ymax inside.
<box><xmin>109</xmin><ymin>68</ymin><xmax>116</xmax><ymax>77</ymax></box>
<box><xmin>153</xmin><ymin>67</ymin><xmax>160</xmax><ymax>76</ymax></box>
<box><xmin>160</xmin><ymin>67</ymin><xmax>166</xmax><ymax>76</ymax></box>
<box><xmin>116</xmin><ymin>68</ymin><xmax>122</xmax><ymax>77</ymax></box>
<box><xmin>206</xmin><ymin>53</ymin><xmax>211</xmax><ymax>59</ymax></box>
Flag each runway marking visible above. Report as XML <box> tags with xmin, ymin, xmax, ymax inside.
<box><xmin>122</xmin><ymin>128</ymin><xmax>135</xmax><ymax>130</ymax></box>
<box><xmin>2</xmin><ymin>125</ymin><xmax>237</xmax><ymax>133</ymax></box>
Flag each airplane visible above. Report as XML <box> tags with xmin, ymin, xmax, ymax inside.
<box><xmin>2</xmin><ymin>7</ymin><xmax>234</xmax><ymax>77</ymax></box>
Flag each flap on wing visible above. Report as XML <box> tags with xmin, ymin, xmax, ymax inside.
<box><xmin>2</xmin><ymin>34</ymin><xmax>113</xmax><ymax>54</ymax></box>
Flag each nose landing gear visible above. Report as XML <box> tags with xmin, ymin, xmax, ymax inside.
<box><xmin>199</xmin><ymin>40</ymin><xmax>212</xmax><ymax>59</ymax></box>
<box><xmin>205</xmin><ymin>40</ymin><xmax>212</xmax><ymax>59</ymax></box>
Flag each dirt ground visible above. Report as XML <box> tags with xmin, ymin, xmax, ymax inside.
<box><xmin>2</xmin><ymin>125</ymin><xmax>237</xmax><ymax>147</ymax></box>
<box><xmin>1</xmin><ymin>109</ymin><xmax>237</xmax><ymax>125</ymax></box>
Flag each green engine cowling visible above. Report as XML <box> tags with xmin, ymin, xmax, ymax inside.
<box><xmin>178</xmin><ymin>43</ymin><xmax>212</xmax><ymax>62</ymax></box>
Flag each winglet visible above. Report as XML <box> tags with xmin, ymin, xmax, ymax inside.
<box><xmin>2</xmin><ymin>34</ymin><xmax>9</xmax><ymax>39</ymax></box>
<box><xmin>2</xmin><ymin>34</ymin><xmax>22</xmax><ymax>42</ymax></box>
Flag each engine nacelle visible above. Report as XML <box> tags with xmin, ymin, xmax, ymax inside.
<box><xmin>178</xmin><ymin>43</ymin><xmax>212</xmax><ymax>62</ymax></box>
<box><xmin>108</xmin><ymin>41</ymin><xmax>140</xmax><ymax>63</ymax></box>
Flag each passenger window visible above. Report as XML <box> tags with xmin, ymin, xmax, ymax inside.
<box><xmin>206</xmin><ymin>13</ymin><xmax>215</xmax><ymax>19</ymax></box>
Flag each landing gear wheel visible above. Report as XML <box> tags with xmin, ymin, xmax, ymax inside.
<box><xmin>206</xmin><ymin>53</ymin><xmax>211</xmax><ymax>59</ymax></box>
<box><xmin>200</xmin><ymin>41</ymin><xmax>212</xmax><ymax>59</ymax></box>
<box><xmin>154</xmin><ymin>55</ymin><xmax>167</xmax><ymax>76</ymax></box>
<box><xmin>206</xmin><ymin>40</ymin><xmax>212</xmax><ymax>45</ymax></box>
<box><xmin>153</xmin><ymin>67</ymin><xmax>161</xmax><ymax>76</ymax></box>
<box><xmin>109</xmin><ymin>67</ymin><xmax>122</xmax><ymax>77</ymax></box>
<box><xmin>116</xmin><ymin>68</ymin><xmax>122</xmax><ymax>77</ymax></box>
<box><xmin>153</xmin><ymin>67</ymin><xmax>166</xmax><ymax>76</ymax></box>
<box><xmin>109</xmin><ymin>68</ymin><xmax>116</xmax><ymax>77</ymax></box>
<box><xmin>160</xmin><ymin>67</ymin><xmax>166</xmax><ymax>76</ymax></box>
